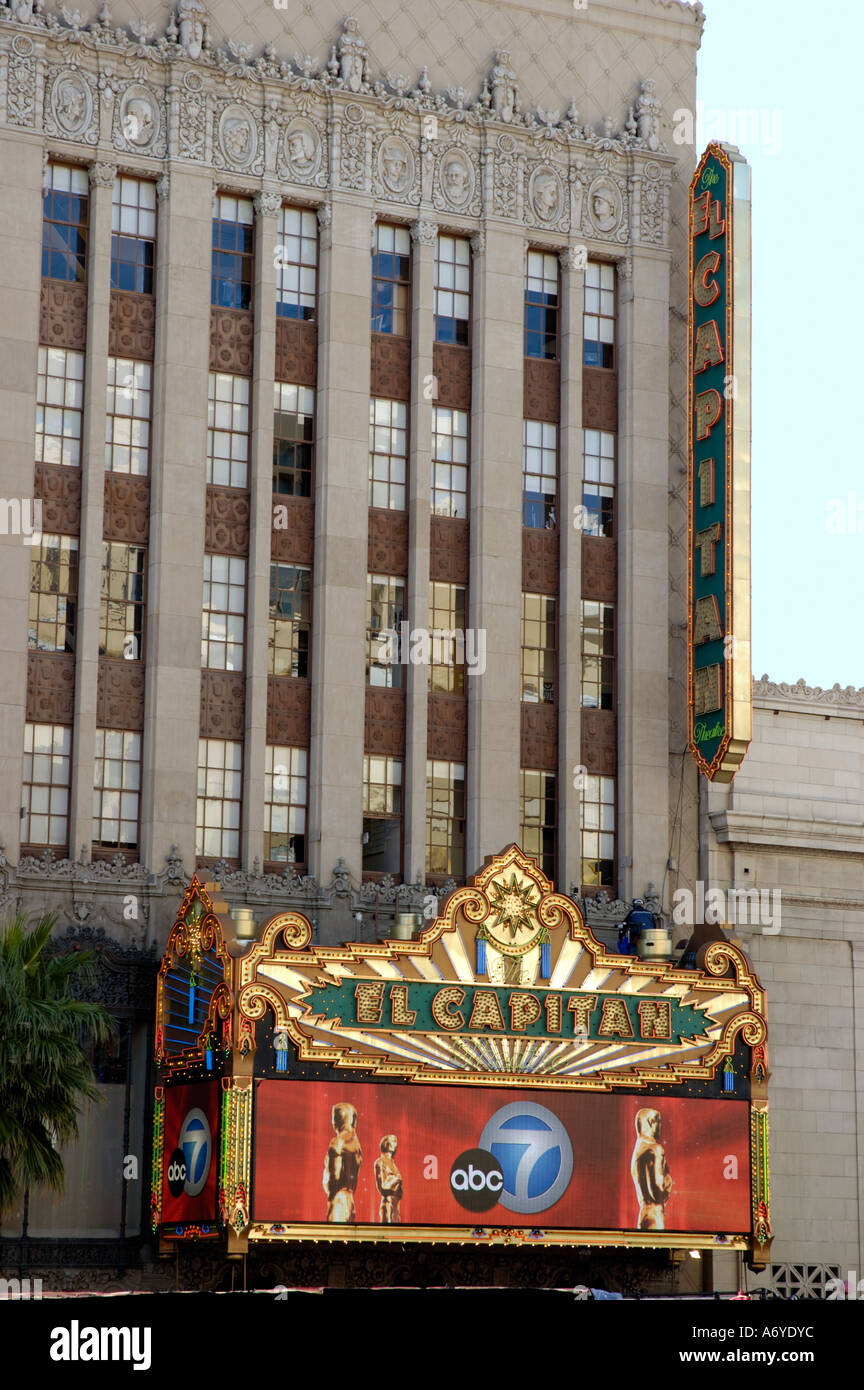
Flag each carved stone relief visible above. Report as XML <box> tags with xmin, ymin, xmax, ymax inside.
<box><xmin>427</xmin><ymin>692</ymin><xmax>468</xmax><ymax>762</ymax></box>
<box><xmin>375</xmin><ymin>131</ymin><xmax>419</xmax><ymax>204</ymax></box>
<box><xmin>270</xmin><ymin>496</ymin><xmax>314</xmax><ymax>566</ymax></box>
<box><xmin>115</xmin><ymin>84</ymin><xmax>165</xmax><ymax>157</ymax></box>
<box><xmin>520</xmin><ymin>703</ymin><xmax>557</xmax><ymax>772</ymax></box>
<box><xmin>280</xmin><ymin>115</ymin><xmax>325</xmax><ymax>185</ymax></box>
<box><xmin>582</xmin><ymin>368</ymin><xmax>618</xmax><ymax>432</ymax></box>
<box><xmin>367</xmin><ymin>508</ymin><xmax>408</xmax><ymax>576</ymax></box>
<box><xmin>200</xmin><ymin>669</ymin><xmax>245</xmax><ymax>740</ymax></box>
<box><xmin>34</xmin><ymin>464</ymin><xmax>81</xmax><ymax>536</ymax></box>
<box><xmin>215</xmin><ymin>101</ymin><xmax>261</xmax><ymax>174</ymax></box>
<box><xmin>103</xmin><ymin>474</ymin><xmax>150</xmax><ymax>545</ymax></box>
<box><xmin>364</xmin><ymin>688</ymin><xmax>405</xmax><ymax>756</ymax></box>
<box><xmin>96</xmin><ymin>658</ymin><xmax>145</xmax><ymax>731</ymax></box>
<box><xmin>204</xmin><ymin>487</ymin><xmax>250</xmax><ymax>556</ymax></box>
<box><xmin>429</xmin><ymin>516</ymin><xmax>469</xmax><ymax>585</ymax></box>
<box><xmin>370</xmin><ymin>333</ymin><xmax>411</xmax><ymax>401</ymax></box>
<box><xmin>46</xmin><ymin>67</ymin><xmax>97</xmax><ymax>144</ymax></box>
<box><xmin>40</xmin><ymin>280</ymin><xmax>87</xmax><ymax>351</ymax></box>
<box><xmin>108</xmin><ymin>291</ymin><xmax>155</xmax><ymax>361</ymax></box>
<box><xmin>266</xmin><ymin>676</ymin><xmax>311</xmax><ymax>745</ymax></box>
<box><xmin>432</xmin><ymin>344</ymin><xmax>471</xmax><ymax>412</ymax></box>
<box><xmin>275</xmin><ymin>318</ymin><xmax>317</xmax><ymax>386</ymax></box>
<box><xmin>581</xmin><ymin>536</ymin><xmax>617</xmax><ymax>602</ymax></box>
<box><xmin>27</xmin><ymin>651</ymin><xmax>75</xmax><ymax>725</ymax></box>
<box><xmin>522</xmin><ymin>528</ymin><xmax>559</xmax><ymax>594</ymax></box>
<box><xmin>581</xmin><ymin>707</ymin><xmax>616</xmax><ymax>775</ymax></box>
<box><xmin>523</xmin><ymin>358</ymin><xmax>560</xmax><ymax>423</ymax></box>
<box><xmin>210</xmin><ymin>308</ymin><xmax>254</xmax><ymax>375</ymax></box>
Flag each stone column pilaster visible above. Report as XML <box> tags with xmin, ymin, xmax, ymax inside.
<box><xmin>308</xmin><ymin>198</ymin><xmax>371</xmax><ymax>885</ymax></box>
<box><xmin>466</xmin><ymin>227</ymin><xmax>524</xmax><ymax>872</ymax></box>
<box><xmin>140</xmin><ymin>170</ymin><xmax>212</xmax><ymax>874</ymax></box>
<box><xmin>616</xmin><ymin>250</ymin><xmax>671</xmax><ymax>901</ymax></box>
<box><xmin>557</xmin><ymin>246</ymin><xmax>585</xmax><ymax>893</ymax></box>
<box><xmin>404</xmin><ymin>217</ymin><xmax>436</xmax><ymax>883</ymax></box>
<box><xmin>69</xmin><ymin>162</ymin><xmax>115</xmax><ymax>859</ymax></box>
<box><xmin>242</xmin><ymin>191</ymin><xmax>280</xmax><ymax>868</ymax></box>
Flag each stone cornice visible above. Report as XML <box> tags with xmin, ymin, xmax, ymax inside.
<box><xmin>710</xmin><ymin>809</ymin><xmax>864</xmax><ymax>856</ymax></box>
<box><xmin>753</xmin><ymin>675</ymin><xmax>864</xmax><ymax>714</ymax></box>
<box><xmin>0</xmin><ymin>5</ymin><xmax>676</xmax><ymax>251</ymax></box>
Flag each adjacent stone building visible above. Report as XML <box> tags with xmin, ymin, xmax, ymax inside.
<box><xmin>3</xmin><ymin>0</ymin><xmax>858</xmax><ymax>1300</ymax></box>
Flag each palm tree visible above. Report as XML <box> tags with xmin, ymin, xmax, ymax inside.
<box><xmin>0</xmin><ymin>911</ymin><xmax>114</xmax><ymax>1218</ymax></box>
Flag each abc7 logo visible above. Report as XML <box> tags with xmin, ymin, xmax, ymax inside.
<box><xmin>478</xmin><ymin>1102</ymin><xmax>574</xmax><ymax>1216</ymax></box>
<box><xmin>449</xmin><ymin>1148</ymin><xmax>505</xmax><ymax>1214</ymax></box>
<box><xmin>167</xmin><ymin>1150</ymin><xmax>187</xmax><ymax>1199</ymax></box>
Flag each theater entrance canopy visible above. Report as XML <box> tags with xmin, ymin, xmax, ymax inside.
<box><xmin>152</xmin><ymin>845</ymin><xmax>771</xmax><ymax>1265</ymax></box>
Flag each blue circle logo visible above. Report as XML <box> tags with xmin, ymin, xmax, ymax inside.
<box><xmin>178</xmin><ymin>1107</ymin><xmax>212</xmax><ymax>1198</ymax></box>
<box><xmin>478</xmin><ymin>1102</ymin><xmax>573</xmax><ymax>1215</ymax></box>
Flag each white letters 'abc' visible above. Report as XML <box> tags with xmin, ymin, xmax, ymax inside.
<box><xmin>479</xmin><ymin>1102</ymin><xmax>573</xmax><ymax>1215</ymax></box>
<box><xmin>178</xmin><ymin>1108</ymin><xmax>212</xmax><ymax>1198</ymax></box>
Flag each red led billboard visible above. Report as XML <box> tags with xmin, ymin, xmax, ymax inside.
<box><xmin>160</xmin><ymin>1082</ymin><xmax>220</xmax><ymax>1226</ymax></box>
<box><xmin>253</xmin><ymin>1078</ymin><xmax>750</xmax><ymax>1234</ymax></box>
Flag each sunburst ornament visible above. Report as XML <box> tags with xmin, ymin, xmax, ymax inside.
<box><xmin>485</xmin><ymin>873</ymin><xmax>541</xmax><ymax>952</ymax></box>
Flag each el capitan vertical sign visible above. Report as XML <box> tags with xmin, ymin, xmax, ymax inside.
<box><xmin>687</xmin><ymin>142</ymin><xmax>752</xmax><ymax>781</ymax></box>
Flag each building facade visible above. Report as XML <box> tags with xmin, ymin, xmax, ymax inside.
<box><xmin>0</xmin><ymin>0</ymin><xmax>779</xmax><ymax>1291</ymax></box>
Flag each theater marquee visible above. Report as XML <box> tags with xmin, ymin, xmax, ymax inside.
<box><xmin>152</xmin><ymin>846</ymin><xmax>771</xmax><ymax>1263</ymax></box>
<box><xmin>687</xmin><ymin>141</ymin><xmax>752</xmax><ymax>781</ymax></box>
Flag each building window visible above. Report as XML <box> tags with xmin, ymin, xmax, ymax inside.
<box><xmin>202</xmin><ymin>554</ymin><xmax>245</xmax><ymax>671</ymax></box>
<box><xmin>93</xmin><ymin>730</ymin><xmax>141</xmax><ymax>849</ymax></box>
<box><xmin>524</xmin><ymin>250</ymin><xmax>559</xmax><ymax>359</ymax></box>
<box><xmin>367</xmin><ymin>574</ymin><xmax>405</xmax><ymax>688</ymax></box>
<box><xmin>105</xmin><ymin>358</ymin><xmax>151</xmax><ymax>475</ymax></box>
<box><xmin>268</xmin><ymin>563</ymin><xmax>311</xmax><ymax>677</ymax></box>
<box><xmin>276</xmin><ymin>206</ymin><xmax>317</xmax><ymax>320</ymax></box>
<box><xmin>42</xmin><ymin>164</ymin><xmax>88</xmax><ymax>283</ymax></box>
<box><xmin>196</xmin><ymin>739</ymin><xmax>242</xmax><ymax>860</ymax></box>
<box><xmin>434</xmin><ymin>234</ymin><xmax>470</xmax><ymax>345</ymax></box>
<box><xmin>581</xmin><ymin>601</ymin><xmax>615</xmax><ymax>709</ymax></box>
<box><xmin>36</xmin><ymin>348</ymin><xmax>85</xmax><ymax>467</ymax></box>
<box><xmin>431</xmin><ymin>407</ymin><xmax>469</xmax><ymax>518</ymax></box>
<box><xmin>429</xmin><ymin>582</ymin><xmax>466</xmax><ymax>693</ymax></box>
<box><xmin>584</xmin><ymin>262</ymin><xmax>615</xmax><ymax>368</ymax></box>
<box><xmin>273</xmin><ymin>383</ymin><xmax>315</xmax><ymax>497</ymax></box>
<box><xmin>29</xmin><ymin>536</ymin><xmax>78</xmax><ymax>653</ymax></box>
<box><xmin>363</xmin><ymin>755</ymin><xmax>403</xmax><ymax>876</ymax></box>
<box><xmin>22</xmin><ymin>723</ymin><xmax>71</xmax><ymax>848</ymax></box>
<box><xmin>111</xmin><ymin>176</ymin><xmax>156</xmax><ymax>294</ymax></box>
<box><xmin>521</xmin><ymin>769</ymin><xmax>556</xmax><ymax>880</ymax></box>
<box><xmin>372</xmin><ymin>223</ymin><xmax>410</xmax><ymax>335</ymax></box>
<box><xmin>207</xmin><ymin>373</ymin><xmax>249</xmax><ymax>488</ymax></box>
<box><xmin>369</xmin><ymin>398</ymin><xmax>407</xmax><ymax>511</ymax></box>
<box><xmin>522</xmin><ymin>419</ymin><xmax>557</xmax><ymax>529</ymax></box>
<box><xmin>211</xmin><ymin>194</ymin><xmax>254</xmax><ymax>310</ymax></box>
<box><xmin>582</xmin><ymin>429</ymin><xmax>615</xmax><ymax>536</ymax></box>
<box><xmin>426</xmin><ymin>760</ymin><xmax>465</xmax><ymax>879</ymax></box>
<box><xmin>264</xmin><ymin>745</ymin><xmax>307</xmax><ymax>866</ymax></box>
<box><xmin>100</xmin><ymin>542</ymin><xmax>146</xmax><ymax>660</ymax></box>
<box><xmin>581</xmin><ymin>774</ymin><xmax>615</xmax><ymax>889</ymax></box>
<box><xmin>521</xmin><ymin>593</ymin><xmax>556</xmax><ymax>704</ymax></box>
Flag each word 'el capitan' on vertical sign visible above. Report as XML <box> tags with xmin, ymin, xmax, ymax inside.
<box><xmin>687</xmin><ymin>142</ymin><xmax>752</xmax><ymax>782</ymax></box>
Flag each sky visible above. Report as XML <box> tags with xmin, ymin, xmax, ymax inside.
<box><xmin>695</xmin><ymin>0</ymin><xmax>862</xmax><ymax>689</ymax></box>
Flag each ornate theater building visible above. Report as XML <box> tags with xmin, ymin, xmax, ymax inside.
<box><xmin>0</xmin><ymin>0</ymin><xmax>852</xmax><ymax>1298</ymax></box>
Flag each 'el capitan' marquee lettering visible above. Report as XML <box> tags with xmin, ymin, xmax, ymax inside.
<box><xmin>304</xmin><ymin>979</ymin><xmax>703</xmax><ymax>1046</ymax></box>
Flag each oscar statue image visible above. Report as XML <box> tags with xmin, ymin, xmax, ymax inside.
<box><xmin>374</xmin><ymin>1134</ymin><xmax>403</xmax><ymax>1223</ymax></box>
<box><xmin>630</xmin><ymin>1107</ymin><xmax>673</xmax><ymax>1230</ymax></box>
<box><xmin>323</xmin><ymin>1102</ymin><xmax>362</xmax><ymax>1222</ymax></box>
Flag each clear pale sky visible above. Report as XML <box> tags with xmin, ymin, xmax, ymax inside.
<box><xmin>696</xmin><ymin>0</ymin><xmax>862</xmax><ymax>689</ymax></box>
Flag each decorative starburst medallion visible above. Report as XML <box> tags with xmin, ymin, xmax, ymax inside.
<box><xmin>486</xmin><ymin>872</ymin><xmax>539</xmax><ymax>949</ymax></box>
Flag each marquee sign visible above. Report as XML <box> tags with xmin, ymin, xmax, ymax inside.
<box><xmin>152</xmin><ymin>847</ymin><xmax>771</xmax><ymax>1263</ymax></box>
<box><xmin>687</xmin><ymin>141</ymin><xmax>752</xmax><ymax>781</ymax></box>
